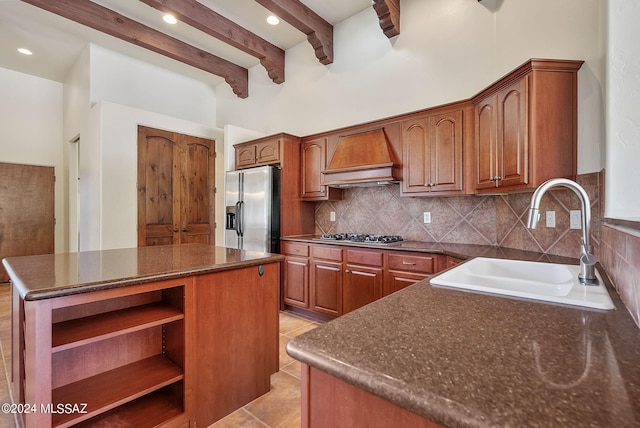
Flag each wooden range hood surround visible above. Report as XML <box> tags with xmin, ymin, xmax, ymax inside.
<box><xmin>322</xmin><ymin>129</ymin><xmax>401</xmax><ymax>187</ymax></box>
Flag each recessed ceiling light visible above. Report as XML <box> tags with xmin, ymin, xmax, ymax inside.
<box><xmin>163</xmin><ymin>14</ymin><xmax>177</xmax><ymax>24</ymax></box>
<box><xmin>17</xmin><ymin>48</ymin><xmax>33</xmax><ymax>55</ymax></box>
<box><xmin>266</xmin><ymin>15</ymin><xmax>280</xmax><ymax>25</ymax></box>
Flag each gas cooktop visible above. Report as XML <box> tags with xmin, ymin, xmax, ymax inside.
<box><xmin>314</xmin><ymin>233</ymin><xmax>403</xmax><ymax>244</ymax></box>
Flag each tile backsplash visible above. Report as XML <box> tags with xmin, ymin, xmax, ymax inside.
<box><xmin>315</xmin><ymin>172</ymin><xmax>603</xmax><ymax>260</ymax></box>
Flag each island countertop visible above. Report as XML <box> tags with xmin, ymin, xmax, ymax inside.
<box><xmin>3</xmin><ymin>243</ymin><xmax>284</xmax><ymax>300</ymax></box>
<box><xmin>286</xmin><ymin>261</ymin><xmax>640</xmax><ymax>427</ymax></box>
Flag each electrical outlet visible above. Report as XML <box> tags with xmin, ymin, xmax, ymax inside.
<box><xmin>545</xmin><ymin>211</ymin><xmax>556</xmax><ymax>228</ymax></box>
<box><xmin>423</xmin><ymin>212</ymin><xmax>432</xmax><ymax>224</ymax></box>
<box><xmin>330</xmin><ymin>211</ymin><xmax>336</xmax><ymax>222</ymax></box>
<box><xmin>570</xmin><ymin>210</ymin><xmax>582</xmax><ymax>229</ymax></box>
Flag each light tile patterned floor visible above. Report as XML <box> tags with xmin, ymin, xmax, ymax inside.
<box><xmin>0</xmin><ymin>283</ymin><xmax>317</xmax><ymax>428</ymax></box>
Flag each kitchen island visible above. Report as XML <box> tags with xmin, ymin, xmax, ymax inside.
<box><xmin>3</xmin><ymin>244</ymin><xmax>284</xmax><ymax>428</ymax></box>
<box><xmin>286</xmin><ymin>259</ymin><xmax>640</xmax><ymax>427</ymax></box>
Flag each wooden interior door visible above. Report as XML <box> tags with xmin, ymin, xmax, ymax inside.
<box><xmin>182</xmin><ymin>135</ymin><xmax>215</xmax><ymax>244</ymax></box>
<box><xmin>0</xmin><ymin>162</ymin><xmax>54</xmax><ymax>282</ymax></box>
<box><xmin>138</xmin><ymin>126</ymin><xmax>215</xmax><ymax>247</ymax></box>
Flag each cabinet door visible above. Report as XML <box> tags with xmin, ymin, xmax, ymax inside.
<box><xmin>497</xmin><ymin>77</ymin><xmax>528</xmax><ymax>188</ymax></box>
<box><xmin>429</xmin><ymin>110</ymin><xmax>462</xmax><ymax>192</ymax></box>
<box><xmin>284</xmin><ymin>256</ymin><xmax>310</xmax><ymax>308</ymax></box>
<box><xmin>302</xmin><ymin>139</ymin><xmax>327</xmax><ymax>198</ymax></box>
<box><xmin>475</xmin><ymin>95</ymin><xmax>499</xmax><ymax>190</ymax></box>
<box><xmin>256</xmin><ymin>139</ymin><xmax>280</xmax><ymax>164</ymax></box>
<box><xmin>401</xmin><ymin>118</ymin><xmax>430</xmax><ymax>193</ymax></box>
<box><xmin>311</xmin><ymin>261</ymin><xmax>342</xmax><ymax>317</ymax></box>
<box><xmin>384</xmin><ymin>270</ymin><xmax>428</xmax><ymax>296</ymax></box>
<box><xmin>301</xmin><ymin>138</ymin><xmax>342</xmax><ymax>201</ymax></box>
<box><xmin>236</xmin><ymin>145</ymin><xmax>257</xmax><ymax>168</ymax></box>
<box><xmin>343</xmin><ymin>265</ymin><xmax>382</xmax><ymax>314</ymax></box>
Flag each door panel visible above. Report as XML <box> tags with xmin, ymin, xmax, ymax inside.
<box><xmin>241</xmin><ymin>166</ymin><xmax>272</xmax><ymax>252</ymax></box>
<box><xmin>499</xmin><ymin>78</ymin><xmax>528</xmax><ymax>187</ymax></box>
<box><xmin>475</xmin><ymin>98</ymin><xmax>498</xmax><ymax>189</ymax></box>
<box><xmin>138</xmin><ymin>126</ymin><xmax>215</xmax><ymax>247</ymax></box>
<box><xmin>343</xmin><ymin>266</ymin><xmax>382</xmax><ymax>314</ymax></box>
<box><xmin>182</xmin><ymin>137</ymin><xmax>215</xmax><ymax>244</ymax></box>
<box><xmin>430</xmin><ymin>110</ymin><xmax>462</xmax><ymax>192</ymax></box>
<box><xmin>0</xmin><ymin>163</ymin><xmax>54</xmax><ymax>282</ymax></box>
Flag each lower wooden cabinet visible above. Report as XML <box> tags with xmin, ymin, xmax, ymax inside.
<box><xmin>310</xmin><ymin>245</ymin><xmax>343</xmax><ymax>317</ymax></box>
<box><xmin>282</xmin><ymin>242</ymin><xmax>447</xmax><ymax>319</ymax></box>
<box><xmin>343</xmin><ymin>249</ymin><xmax>383</xmax><ymax>314</ymax></box>
<box><xmin>282</xmin><ymin>242</ymin><xmax>310</xmax><ymax>309</ymax></box>
<box><xmin>383</xmin><ymin>252</ymin><xmax>439</xmax><ymax>296</ymax></box>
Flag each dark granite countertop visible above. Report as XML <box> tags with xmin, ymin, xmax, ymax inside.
<box><xmin>286</xmin><ymin>244</ymin><xmax>640</xmax><ymax>427</ymax></box>
<box><xmin>3</xmin><ymin>244</ymin><xmax>284</xmax><ymax>300</ymax></box>
<box><xmin>281</xmin><ymin>235</ymin><xmax>578</xmax><ymax>264</ymax></box>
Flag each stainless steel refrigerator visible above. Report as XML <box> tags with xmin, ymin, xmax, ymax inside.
<box><xmin>224</xmin><ymin>165</ymin><xmax>280</xmax><ymax>253</ymax></box>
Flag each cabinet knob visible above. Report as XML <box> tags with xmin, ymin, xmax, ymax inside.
<box><xmin>345</xmin><ymin>269</ymin><xmax>351</xmax><ymax>273</ymax></box>
<box><xmin>430</xmin><ymin>183</ymin><xmax>436</xmax><ymax>187</ymax></box>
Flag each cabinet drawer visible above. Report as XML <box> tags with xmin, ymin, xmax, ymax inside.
<box><xmin>387</xmin><ymin>253</ymin><xmax>434</xmax><ymax>274</ymax></box>
<box><xmin>346</xmin><ymin>249</ymin><xmax>383</xmax><ymax>267</ymax></box>
<box><xmin>282</xmin><ymin>242</ymin><xmax>309</xmax><ymax>257</ymax></box>
<box><xmin>311</xmin><ymin>245</ymin><xmax>343</xmax><ymax>261</ymax></box>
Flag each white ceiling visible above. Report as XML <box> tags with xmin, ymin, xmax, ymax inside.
<box><xmin>0</xmin><ymin>0</ymin><xmax>372</xmax><ymax>85</ymax></box>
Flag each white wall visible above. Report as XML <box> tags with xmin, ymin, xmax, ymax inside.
<box><xmin>216</xmin><ymin>0</ymin><xmax>606</xmax><ymax>174</ymax></box>
<box><xmin>89</xmin><ymin>45</ymin><xmax>218</xmax><ymax>127</ymax></box>
<box><xmin>60</xmin><ymin>45</ymin><xmax>224</xmax><ymax>252</ymax></box>
<box><xmin>0</xmin><ymin>67</ymin><xmax>66</xmax><ymax>253</ymax></box>
<box><xmin>606</xmin><ymin>0</ymin><xmax>640</xmax><ymax>218</ymax></box>
<box><xmin>85</xmin><ymin>101</ymin><xmax>224</xmax><ymax>251</ymax></box>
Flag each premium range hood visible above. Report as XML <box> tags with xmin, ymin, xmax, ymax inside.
<box><xmin>322</xmin><ymin>129</ymin><xmax>401</xmax><ymax>188</ymax></box>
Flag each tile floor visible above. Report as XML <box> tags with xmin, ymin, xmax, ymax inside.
<box><xmin>0</xmin><ymin>283</ymin><xmax>319</xmax><ymax>428</ymax></box>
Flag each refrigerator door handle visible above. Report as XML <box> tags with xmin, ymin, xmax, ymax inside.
<box><xmin>236</xmin><ymin>200</ymin><xmax>244</xmax><ymax>237</ymax></box>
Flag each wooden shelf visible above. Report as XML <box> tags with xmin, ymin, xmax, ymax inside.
<box><xmin>52</xmin><ymin>302</ymin><xmax>184</xmax><ymax>352</ymax></box>
<box><xmin>71</xmin><ymin>388</ymin><xmax>185</xmax><ymax>427</ymax></box>
<box><xmin>52</xmin><ymin>355</ymin><xmax>184</xmax><ymax>427</ymax></box>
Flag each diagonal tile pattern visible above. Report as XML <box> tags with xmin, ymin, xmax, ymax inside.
<box><xmin>315</xmin><ymin>171</ymin><xmax>603</xmax><ymax>260</ymax></box>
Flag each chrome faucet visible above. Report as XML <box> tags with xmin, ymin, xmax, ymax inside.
<box><xmin>526</xmin><ymin>178</ymin><xmax>598</xmax><ymax>285</ymax></box>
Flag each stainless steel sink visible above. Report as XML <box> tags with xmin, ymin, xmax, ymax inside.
<box><xmin>430</xmin><ymin>257</ymin><xmax>614</xmax><ymax>310</ymax></box>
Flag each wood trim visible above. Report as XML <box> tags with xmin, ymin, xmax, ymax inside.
<box><xmin>139</xmin><ymin>0</ymin><xmax>285</xmax><ymax>84</ymax></box>
<box><xmin>21</xmin><ymin>0</ymin><xmax>249</xmax><ymax>98</ymax></box>
<box><xmin>255</xmin><ymin>0</ymin><xmax>333</xmax><ymax>65</ymax></box>
<box><xmin>372</xmin><ymin>0</ymin><xmax>400</xmax><ymax>38</ymax></box>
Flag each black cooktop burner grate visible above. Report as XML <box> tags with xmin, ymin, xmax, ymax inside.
<box><xmin>317</xmin><ymin>233</ymin><xmax>403</xmax><ymax>243</ymax></box>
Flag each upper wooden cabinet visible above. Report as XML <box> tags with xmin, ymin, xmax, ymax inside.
<box><xmin>401</xmin><ymin>108</ymin><xmax>464</xmax><ymax>196</ymax></box>
<box><xmin>301</xmin><ymin>137</ymin><xmax>342</xmax><ymax>201</ymax></box>
<box><xmin>472</xmin><ymin>59</ymin><xmax>583</xmax><ymax>193</ymax></box>
<box><xmin>235</xmin><ymin>138</ymin><xmax>280</xmax><ymax>169</ymax></box>
<box><xmin>233</xmin><ymin>133</ymin><xmax>315</xmax><ymax>237</ymax></box>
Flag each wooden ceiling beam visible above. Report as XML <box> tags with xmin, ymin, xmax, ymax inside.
<box><xmin>372</xmin><ymin>0</ymin><xmax>400</xmax><ymax>38</ymax></box>
<box><xmin>20</xmin><ymin>0</ymin><xmax>249</xmax><ymax>98</ymax></box>
<box><xmin>254</xmin><ymin>0</ymin><xmax>333</xmax><ymax>65</ymax></box>
<box><xmin>139</xmin><ymin>0</ymin><xmax>285</xmax><ymax>84</ymax></box>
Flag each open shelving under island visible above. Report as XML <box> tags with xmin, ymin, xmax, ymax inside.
<box><xmin>2</xmin><ymin>244</ymin><xmax>284</xmax><ymax>428</ymax></box>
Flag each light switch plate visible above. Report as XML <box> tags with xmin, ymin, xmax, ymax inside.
<box><xmin>330</xmin><ymin>211</ymin><xmax>336</xmax><ymax>222</ymax></box>
<box><xmin>423</xmin><ymin>212</ymin><xmax>432</xmax><ymax>224</ymax></box>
